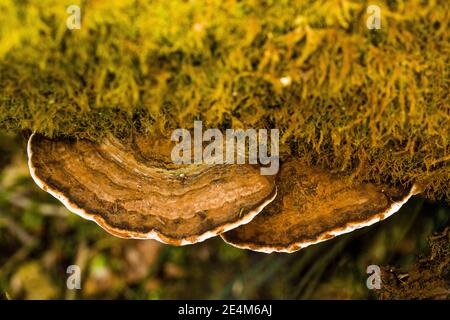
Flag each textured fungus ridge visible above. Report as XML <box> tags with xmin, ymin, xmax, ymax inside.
<box><xmin>222</xmin><ymin>158</ymin><xmax>421</xmax><ymax>253</ymax></box>
<box><xmin>28</xmin><ymin>133</ymin><xmax>277</xmax><ymax>245</ymax></box>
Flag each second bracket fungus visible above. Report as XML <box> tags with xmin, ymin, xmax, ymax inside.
<box><xmin>27</xmin><ymin>133</ymin><xmax>421</xmax><ymax>253</ymax></box>
<box><xmin>27</xmin><ymin>133</ymin><xmax>277</xmax><ymax>245</ymax></box>
<box><xmin>222</xmin><ymin>158</ymin><xmax>421</xmax><ymax>253</ymax></box>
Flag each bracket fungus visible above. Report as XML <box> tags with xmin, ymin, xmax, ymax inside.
<box><xmin>222</xmin><ymin>158</ymin><xmax>421</xmax><ymax>253</ymax></box>
<box><xmin>27</xmin><ymin>133</ymin><xmax>276</xmax><ymax>245</ymax></box>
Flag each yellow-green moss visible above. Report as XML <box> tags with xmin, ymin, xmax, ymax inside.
<box><xmin>0</xmin><ymin>0</ymin><xmax>448</xmax><ymax>200</ymax></box>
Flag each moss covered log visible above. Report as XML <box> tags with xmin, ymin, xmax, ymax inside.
<box><xmin>0</xmin><ymin>0</ymin><xmax>448</xmax><ymax>201</ymax></box>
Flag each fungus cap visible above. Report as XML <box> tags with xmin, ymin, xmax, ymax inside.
<box><xmin>222</xmin><ymin>158</ymin><xmax>421</xmax><ymax>253</ymax></box>
<box><xmin>28</xmin><ymin>133</ymin><xmax>277</xmax><ymax>245</ymax></box>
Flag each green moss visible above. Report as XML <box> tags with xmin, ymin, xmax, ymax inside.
<box><xmin>0</xmin><ymin>0</ymin><xmax>448</xmax><ymax>200</ymax></box>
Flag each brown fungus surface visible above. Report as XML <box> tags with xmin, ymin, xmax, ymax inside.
<box><xmin>222</xmin><ymin>158</ymin><xmax>421</xmax><ymax>253</ymax></box>
<box><xmin>28</xmin><ymin>133</ymin><xmax>276</xmax><ymax>245</ymax></box>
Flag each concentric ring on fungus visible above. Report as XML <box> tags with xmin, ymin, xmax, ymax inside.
<box><xmin>222</xmin><ymin>158</ymin><xmax>421</xmax><ymax>253</ymax></box>
<box><xmin>27</xmin><ymin>133</ymin><xmax>277</xmax><ymax>245</ymax></box>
